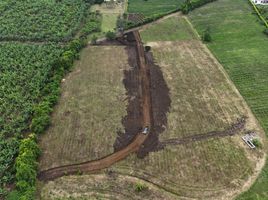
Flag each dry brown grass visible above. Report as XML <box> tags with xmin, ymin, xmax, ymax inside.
<box><xmin>39</xmin><ymin>46</ymin><xmax>129</xmax><ymax>171</ymax></box>
<box><xmin>39</xmin><ymin>15</ymin><xmax>266</xmax><ymax>200</ymax></box>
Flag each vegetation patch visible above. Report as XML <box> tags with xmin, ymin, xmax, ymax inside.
<box><xmin>0</xmin><ymin>0</ymin><xmax>102</xmax><ymax>198</ymax></box>
<box><xmin>127</xmin><ymin>0</ymin><xmax>184</xmax><ymax>17</ymax></box>
<box><xmin>0</xmin><ymin>0</ymin><xmax>89</xmax><ymax>42</ymax></box>
<box><xmin>188</xmin><ymin>0</ymin><xmax>268</xmax><ymax>198</ymax></box>
<box><xmin>140</xmin><ymin>14</ymin><xmax>198</xmax><ymax>42</ymax></box>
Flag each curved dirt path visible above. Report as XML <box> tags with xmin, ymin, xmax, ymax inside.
<box><xmin>38</xmin><ymin>31</ymin><xmax>153</xmax><ymax>181</ymax></box>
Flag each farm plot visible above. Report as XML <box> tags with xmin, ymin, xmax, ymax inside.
<box><xmin>39</xmin><ymin>46</ymin><xmax>129</xmax><ymax>171</ymax></box>
<box><xmin>0</xmin><ymin>42</ymin><xmax>62</xmax><ymax>188</ymax></box>
<box><xmin>188</xmin><ymin>0</ymin><xmax>268</xmax><ymax>198</ymax></box>
<box><xmin>0</xmin><ymin>0</ymin><xmax>88</xmax><ymax>42</ymax></box>
<box><xmin>127</xmin><ymin>0</ymin><xmax>184</xmax><ymax>17</ymax></box>
<box><xmin>140</xmin><ymin>14</ymin><xmax>198</xmax><ymax>42</ymax></box>
<box><xmin>91</xmin><ymin>1</ymin><xmax>125</xmax><ymax>32</ymax></box>
<box><xmin>39</xmin><ymin>16</ymin><xmax>266</xmax><ymax>200</ymax></box>
<box><xmin>110</xmin><ymin>41</ymin><xmax>265</xmax><ymax>200</ymax></box>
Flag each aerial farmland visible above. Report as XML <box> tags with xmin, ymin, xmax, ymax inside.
<box><xmin>0</xmin><ymin>0</ymin><xmax>268</xmax><ymax>200</ymax></box>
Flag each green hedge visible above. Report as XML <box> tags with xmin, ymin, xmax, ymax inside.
<box><xmin>124</xmin><ymin>8</ymin><xmax>180</xmax><ymax>29</ymax></box>
<box><xmin>9</xmin><ymin>37</ymin><xmax>88</xmax><ymax>200</ymax></box>
<box><xmin>248</xmin><ymin>0</ymin><xmax>268</xmax><ymax>28</ymax></box>
<box><xmin>13</xmin><ymin>134</ymin><xmax>40</xmax><ymax>200</ymax></box>
<box><xmin>123</xmin><ymin>0</ymin><xmax>218</xmax><ymax>30</ymax></box>
<box><xmin>181</xmin><ymin>0</ymin><xmax>218</xmax><ymax>14</ymax></box>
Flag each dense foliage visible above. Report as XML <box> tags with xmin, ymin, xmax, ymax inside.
<box><xmin>181</xmin><ymin>0</ymin><xmax>218</xmax><ymax>14</ymax></box>
<box><xmin>14</xmin><ymin>134</ymin><xmax>40</xmax><ymax>200</ymax></box>
<box><xmin>0</xmin><ymin>43</ymin><xmax>63</xmax><ymax>192</ymax></box>
<box><xmin>0</xmin><ymin>0</ymin><xmax>88</xmax><ymax>42</ymax></box>
<box><xmin>0</xmin><ymin>1</ymin><xmax>102</xmax><ymax>198</ymax></box>
<box><xmin>127</xmin><ymin>0</ymin><xmax>184</xmax><ymax>17</ymax></box>
<box><xmin>0</xmin><ymin>43</ymin><xmax>63</xmax><ymax>138</ymax></box>
<box><xmin>257</xmin><ymin>5</ymin><xmax>268</xmax><ymax>24</ymax></box>
<box><xmin>80</xmin><ymin>12</ymin><xmax>102</xmax><ymax>38</ymax></box>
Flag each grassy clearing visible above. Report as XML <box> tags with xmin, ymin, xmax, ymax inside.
<box><xmin>127</xmin><ymin>0</ymin><xmax>184</xmax><ymax>17</ymax></box>
<box><xmin>39</xmin><ymin>46</ymin><xmax>129</xmax><ymax>170</ymax></box>
<box><xmin>91</xmin><ymin>1</ymin><xmax>125</xmax><ymax>32</ymax></box>
<box><xmin>140</xmin><ymin>14</ymin><xmax>198</xmax><ymax>42</ymax></box>
<box><xmin>188</xmin><ymin>0</ymin><xmax>268</xmax><ymax>198</ymax></box>
<box><xmin>101</xmin><ymin>13</ymin><xmax>118</xmax><ymax>32</ymax></box>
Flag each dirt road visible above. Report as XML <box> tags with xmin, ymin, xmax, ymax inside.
<box><xmin>38</xmin><ymin>31</ymin><xmax>153</xmax><ymax>181</ymax></box>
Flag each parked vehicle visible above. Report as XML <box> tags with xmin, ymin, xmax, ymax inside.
<box><xmin>142</xmin><ymin>126</ymin><xmax>150</xmax><ymax>135</ymax></box>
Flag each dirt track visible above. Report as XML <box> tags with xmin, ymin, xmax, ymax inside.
<box><xmin>160</xmin><ymin>117</ymin><xmax>247</xmax><ymax>147</ymax></box>
<box><xmin>39</xmin><ymin>30</ymin><xmax>246</xmax><ymax>182</ymax></box>
<box><xmin>38</xmin><ymin>31</ymin><xmax>153</xmax><ymax>181</ymax></box>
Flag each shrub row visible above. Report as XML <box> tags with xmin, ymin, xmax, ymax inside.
<box><xmin>123</xmin><ymin>8</ymin><xmax>180</xmax><ymax>30</ymax></box>
<box><xmin>10</xmin><ymin>37</ymin><xmax>88</xmax><ymax>200</ymax></box>
<box><xmin>122</xmin><ymin>0</ymin><xmax>218</xmax><ymax>30</ymax></box>
<box><xmin>13</xmin><ymin>134</ymin><xmax>40</xmax><ymax>200</ymax></box>
<box><xmin>248</xmin><ymin>0</ymin><xmax>268</xmax><ymax>28</ymax></box>
<box><xmin>181</xmin><ymin>0</ymin><xmax>218</xmax><ymax>14</ymax></box>
<box><xmin>80</xmin><ymin>12</ymin><xmax>102</xmax><ymax>38</ymax></box>
<box><xmin>248</xmin><ymin>0</ymin><xmax>268</xmax><ymax>36</ymax></box>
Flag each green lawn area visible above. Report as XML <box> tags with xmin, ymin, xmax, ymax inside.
<box><xmin>127</xmin><ymin>0</ymin><xmax>185</xmax><ymax>17</ymax></box>
<box><xmin>189</xmin><ymin>0</ymin><xmax>268</xmax><ymax>199</ymax></box>
<box><xmin>141</xmin><ymin>14</ymin><xmax>198</xmax><ymax>42</ymax></box>
<box><xmin>101</xmin><ymin>13</ymin><xmax>118</xmax><ymax>32</ymax></box>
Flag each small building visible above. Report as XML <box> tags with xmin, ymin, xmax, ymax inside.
<box><xmin>252</xmin><ymin>0</ymin><xmax>268</xmax><ymax>5</ymax></box>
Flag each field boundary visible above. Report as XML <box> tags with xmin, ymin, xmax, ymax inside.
<box><xmin>38</xmin><ymin>31</ymin><xmax>152</xmax><ymax>182</ymax></box>
<box><xmin>248</xmin><ymin>0</ymin><xmax>268</xmax><ymax>28</ymax></box>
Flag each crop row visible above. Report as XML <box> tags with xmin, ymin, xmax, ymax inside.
<box><xmin>0</xmin><ymin>43</ymin><xmax>63</xmax><ymax>191</ymax></box>
<box><xmin>0</xmin><ymin>0</ymin><xmax>88</xmax><ymax>42</ymax></box>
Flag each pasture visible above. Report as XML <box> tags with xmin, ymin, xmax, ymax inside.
<box><xmin>140</xmin><ymin>14</ymin><xmax>197</xmax><ymax>42</ymax></box>
<box><xmin>39</xmin><ymin>46</ymin><xmax>129</xmax><ymax>171</ymax></box>
<box><xmin>127</xmin><ymin>0</ymin><xmax>184</xmax><ymax>17</ymax></box>
<box><xmin>39</xmin><ymin>15</ymin><xmax>266</xmax><ymax>200</ymax></box>
<box><xmin>189</xmin><ymin>0</ymin><xmax>268</xmax><ymax>198</ymax></box>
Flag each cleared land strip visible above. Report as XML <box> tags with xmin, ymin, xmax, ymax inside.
<box><xmin>38</xmin><ymin>31</ymin><xmax>152</xmax><ymax>181</ymax></box>
<box><xmin>161</xmin><ymin>117</ymin><xmax>246</xmax><ymax>146</ymax></box>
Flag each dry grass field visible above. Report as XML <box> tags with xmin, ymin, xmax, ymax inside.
<box><xmin>39</xmin><ymin>15</ymin><xmax>266</xmax><ymax>200</ymax></box>
<box><xmin>39</xmin><ymin>46</ymin><xmax>129</xmax><ymax>171</ymax></box>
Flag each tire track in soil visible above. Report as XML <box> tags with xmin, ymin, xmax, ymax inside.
<box><xmin>160</xmin><ymin>117</ymin><xmax>247</xmax><ymax>147</ymax></box>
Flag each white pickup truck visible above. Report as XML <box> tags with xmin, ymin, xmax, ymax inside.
<box><xmin>142</xmin><ymin>126</ymin><xmax>150</xmax><ymax>135</ymax></box>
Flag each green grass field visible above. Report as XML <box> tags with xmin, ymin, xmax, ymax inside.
<box><xmin>141</xmin><ymin>14</ymin><xmax>198</xmax><ymax>42</ymax></box>
<box><xmin>188</xmin><ymin>0</ymin><xmax>268</xmax><ymax>199</ymax></box>
<box><xmin>127</xmin><ymin>0</ymin><xmax>184</xmax><ymax>17</ymax></box>
<box><xmin>101</xmin><ymin>13</ymin><xmax>118</xmax><ymax>32</ymax></box>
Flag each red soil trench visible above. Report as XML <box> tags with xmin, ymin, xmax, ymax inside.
<box><xmin>38</xmin><ymin>31</ymin><xmax>153</xmax><ymax>181</ymax></box>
